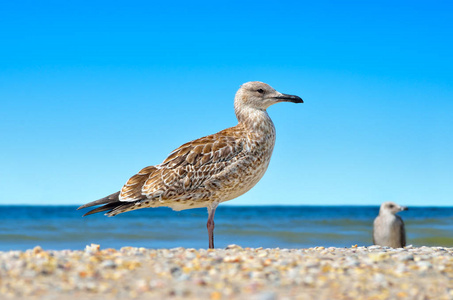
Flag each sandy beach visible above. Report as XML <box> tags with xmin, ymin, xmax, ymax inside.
<box><xmin>0</xmin><ymin>244</ymin><xmax>452</xmax><ymax>300</ymax></box>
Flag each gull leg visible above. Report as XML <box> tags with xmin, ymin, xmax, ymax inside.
<box><xmin>207</xmin><ymin>202</ymin><xmax>219</xmax><ymax>249</ymax></box>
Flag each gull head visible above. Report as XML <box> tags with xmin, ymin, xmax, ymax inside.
<box><xmin>380</xmin><ymin>201</ymin><xmax>408</xmax><ymax>215</ymax></box>
<box><xmin>235</xmin><ymin>81</ymin><xmax>303</xmax><ymax>110</ymax></box>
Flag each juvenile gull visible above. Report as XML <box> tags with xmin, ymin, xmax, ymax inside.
<box><xmin>373</xmin><ymin>201</ymin><xmax>408</xmax><ymax>248</ymax></box>
<box><xmin>78</xmin><ymin>81</ymin><xmax>303</xmax><ymax>248</ymax></box>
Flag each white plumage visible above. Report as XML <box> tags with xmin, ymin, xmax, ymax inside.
<box><xmin>373</xmin><ymin>201</ymin><xmax>408</xmax><ymax>248</ymax></box>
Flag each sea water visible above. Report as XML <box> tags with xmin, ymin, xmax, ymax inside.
<box><xmin>0</xmin><ymin>205</ymin><xmax>452</xmax><ymax>251</ymax></box>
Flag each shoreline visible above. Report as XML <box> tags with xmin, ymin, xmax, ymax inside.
<box><xmin>1</xmin><ymin>244</ymin><xmax>452</xmax><ymax>299</ymax></box>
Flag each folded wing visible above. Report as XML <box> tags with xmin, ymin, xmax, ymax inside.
<box><xmin>78</xmin><ymin>127</ymin><xmax>246</xmax><ymax>216</ymax></box>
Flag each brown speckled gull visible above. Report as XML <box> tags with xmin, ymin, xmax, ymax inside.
<box><xmin>78</xmin><ymin>81</ymin><xmax>303</xmax><ymax>248</ymax></box>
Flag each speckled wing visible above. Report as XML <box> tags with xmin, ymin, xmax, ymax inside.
<box><xmin>119</xmin><ymin>166</ymin><xmax>157</xmax><ymax>201</ymax></box>
<box><xmin>119</xmin><ymin>128</ymin><xmax>246</xmax><ymax>203</ymax></box>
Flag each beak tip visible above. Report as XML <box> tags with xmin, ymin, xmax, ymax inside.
<box><xmin>295</xmin><ymin>95</ymin><xmax>303</xmax><ymax>104</ymax></box>
<box><xmin>274</xmin><ymin>93</ymin><xmax>303</xmax><ymax>104</ymax></box>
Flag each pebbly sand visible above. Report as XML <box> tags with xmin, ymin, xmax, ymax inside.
<box><xmin>0</xmin><ymin>244</ymin><xmax>452</xmax><ymax>300</ymax></box>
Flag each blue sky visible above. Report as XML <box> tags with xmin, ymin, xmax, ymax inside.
<box><xmin>0</xmin><ymin>0</ymin><xmax>452</xmax><ymax>206</ymax></box>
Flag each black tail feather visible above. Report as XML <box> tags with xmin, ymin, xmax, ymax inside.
<box><xmin>82</xmin><ymin>202</ymin><xmax>122</xmax><ymax>216</ymax></box>
<box><xmin>79</xmin><ymin>191</ymin><xmax>144</xmax><ymax>217</ymax></box>
<box><xmin>77</xmin><ymin>191</ymin><xmax>121</xmax><ymax>210</ymax></box>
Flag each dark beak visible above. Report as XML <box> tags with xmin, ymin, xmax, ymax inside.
<box><xmin>273</xmin><ymin>93</ymin><xmax>304</xmax><ymax>103</ymax></box>
<box><xmin>400</xmin><ymin>206</ymin><xmax>408</xmax><ymax>211</ymax></box>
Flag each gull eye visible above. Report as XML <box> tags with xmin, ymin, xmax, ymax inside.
<box><xmin>389</xmin><ymin>204</ymin><xmax>394</xmax><ymax>209</ymax></box>
<box><xmin>257</xmin><ymin>89</ymin><xmax>264</xmax><ymax>94</ymax></box>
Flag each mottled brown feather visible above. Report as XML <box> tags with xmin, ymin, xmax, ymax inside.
<box><xmin>123</xmin><ymin>127</ymin><xmax>247</xmax><ymax>205</ymax></box>
<box><xmin>119</xmin><ymin>166</ymin><xmax>157</xmax><ymax>201</ymax></box>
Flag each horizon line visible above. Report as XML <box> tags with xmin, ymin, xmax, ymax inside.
<box><xmin>0</xmin><ymin>203</ymin><xmax>452</xmax><ymax>208</ymax></box>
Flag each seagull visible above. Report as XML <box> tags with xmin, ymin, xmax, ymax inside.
<box><xmin>373</xmin><ymin>201</ymin><xmax>408</xmax><ymax>248</ymax></box>
<box><xmin>78</xmin><ymin>81</ymin><xmax>303</xmax><ymax>249</ymax></box>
